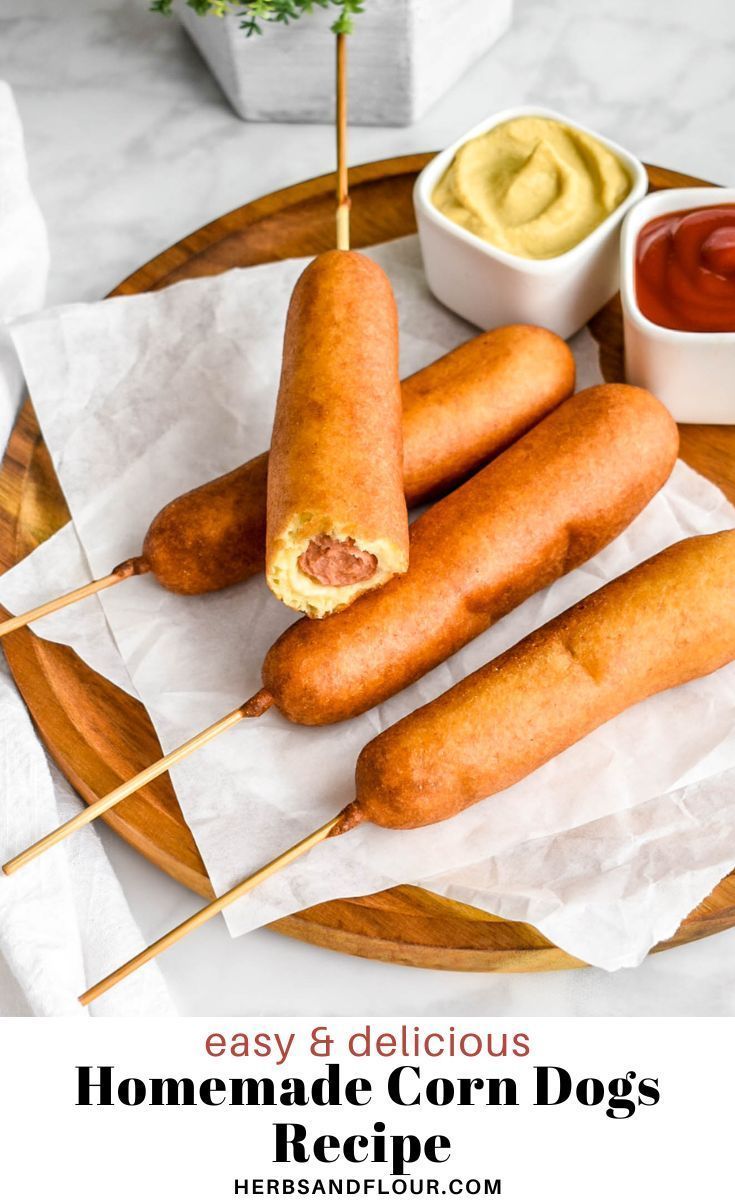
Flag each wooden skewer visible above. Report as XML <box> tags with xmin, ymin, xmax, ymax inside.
<box><xmin>0</xmin><ymin>557</ymin><xmax>146</xmax><ymax>640</ymax></box>
<box><xmin>335</xmin><ymin>30</ymin><xmax>350</xmax><ymax>251</ymax></box>
<box><xmin>79</xmin><ymin>813</ymin><xmax>344</xmax><ymax>1005</ymax></box>
<box><xmin>2</xmin><ymin>689</ymin><xmax>273</xmax><ymax>876</ymax></box>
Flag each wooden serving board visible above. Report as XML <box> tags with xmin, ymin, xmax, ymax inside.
<box><xmin>2</xmin><ymin>156</ymin><xmax>735</xmax><ymax>973</ymax></box>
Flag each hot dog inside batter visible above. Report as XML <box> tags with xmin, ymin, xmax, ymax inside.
<box><xmin>269</xmin><ymin>517</ymin><xmax>399</xmax><ymax>619</ymax></box>
<box><xmin>298</xmin><ymin>535</ymin><xmax>377</xmax><ymax>587</ymax></box>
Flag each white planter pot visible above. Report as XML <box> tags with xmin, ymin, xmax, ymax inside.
<box><xmin>178</xmin><ymin>1</ymin><xmax>513</xmax><ymax>126</ymax></box>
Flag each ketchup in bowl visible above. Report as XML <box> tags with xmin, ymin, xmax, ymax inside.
<box><xmin>635</xmin><ymin>204</ymin><xmax>735</xmax><ymax>332</ymax></box>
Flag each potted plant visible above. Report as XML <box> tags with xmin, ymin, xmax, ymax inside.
<box><xmin>153</xmin><ymin>0</ymin><xmax>514</xmax><ymax>126</ymax></box>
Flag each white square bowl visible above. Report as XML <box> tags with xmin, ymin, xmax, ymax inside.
<box><xmin>621</xmin><ymin>186</ymin><xmax>735</xmax><ymax>424</ymax></box>
<box><xmin>413</xmin><ymin>105</ymin><xmax>648</xmax><ymax>339</ymax></box>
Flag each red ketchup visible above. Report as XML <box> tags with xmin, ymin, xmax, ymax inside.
<box><xmin>635</xmin><ymin>204</ymin><xmax>735</xmax><ymax>333</ymax></box>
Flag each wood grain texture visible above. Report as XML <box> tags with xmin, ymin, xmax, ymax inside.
<box><xmin>2</xmin><ymin>156</ymin><xmax>734</xmax><ymax>972</ymax></box>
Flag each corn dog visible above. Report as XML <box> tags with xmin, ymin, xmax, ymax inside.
<box><xmin>265</xmin><ymin>251</ymin><xmax>408</xmax><ymax>618</ymax></box>
<box><xmin>263</xmin><ymin>384</ymin><xmax>679</xmax><ymax>725</ymax></box>
<box><xmin>144</xmin><ymin>324</ymin><xmax>575</xmax><ymax>595</ymax></box>
<box><xmin>342</xmin><ymin>531</ymin><xmax>735</xmax><ymax>830</ymax></box>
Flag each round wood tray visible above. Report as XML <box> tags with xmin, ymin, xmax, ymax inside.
<box><xmin>2</xmin><ymin>156</ymin><xmax>735</xmax><ymax>972</ymax></box>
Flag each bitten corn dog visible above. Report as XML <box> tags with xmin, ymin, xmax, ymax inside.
<box><xmin>0</xmin><ymin>325</ymin><xmax>575</xmax><ymax>637</ymax></box>
<box><xmin>266</xmin><ymin>250</ymin><xmax>409</xmax><ymax>617</ymax></box>
<box><xmin>82</xmin><ymin>530</ymin><xmax>735</xmax><ymax>1004</ymax></box>
<box><xmin>4</xmin><ymin>384</ymin><xmax>678</xmax><ymax>875</ymax></box>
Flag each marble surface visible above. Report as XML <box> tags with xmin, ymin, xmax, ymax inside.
<box><xmin>2</xmin><ymin>0</ymin><xmax>735</xmax><ymax>1016</ymax></box>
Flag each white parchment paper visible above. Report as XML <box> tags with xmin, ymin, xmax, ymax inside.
<box><xmin>3</xmin><ymin>237</ymin><xmax>735</xmax><ymax>972</ymax></box>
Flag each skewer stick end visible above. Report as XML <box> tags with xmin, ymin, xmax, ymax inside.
<box><xmin>336</xmin><ymin>202</ymin><xmax>351</xmax><ymax>251</ymax></box>
<box><xmin>239</xmin><ymin>688</ymin><xmax>274</xmax><ymax>719</ymax></box>
<box><xmin>111</xmin><ymin>555</ymin><xmax>150</xmax><ymax>580</ymax></box>
<box><xmin>331</xmin><ymin>799</ymin><xmax>362</xmax><ymax>836</ymax></box>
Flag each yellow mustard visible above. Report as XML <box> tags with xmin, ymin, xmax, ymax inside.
<box><xmin>432</xmin><ymin>116</ymin><xmax>632</xmax><ymax>260</ymax></box>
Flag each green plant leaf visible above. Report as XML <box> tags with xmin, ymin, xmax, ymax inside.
<box><xmin>151</xmin><ymin>0</ymin><xmax>365</xmax><ymax>36</ymax></box>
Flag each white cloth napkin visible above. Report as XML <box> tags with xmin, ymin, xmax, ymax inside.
<box><xmin>3</xmin><ymin>240</ymin><xmax>735</xmax><ymax>980</ymax></box>
<box><xmin>0</xmin><ymin>80</ymin><xmax>174</xmax><ymax>1016</ymax></box>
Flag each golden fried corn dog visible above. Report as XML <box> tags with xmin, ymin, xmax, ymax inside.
<box><xmin>342</xmin><ymin>531</ymin><xmax>735</xmax><ymax>829</ymax></box>
<box><xmin>265</xmin><ymin>251</ymin><xmax>408</xmax><ymax>617</ymax></box>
